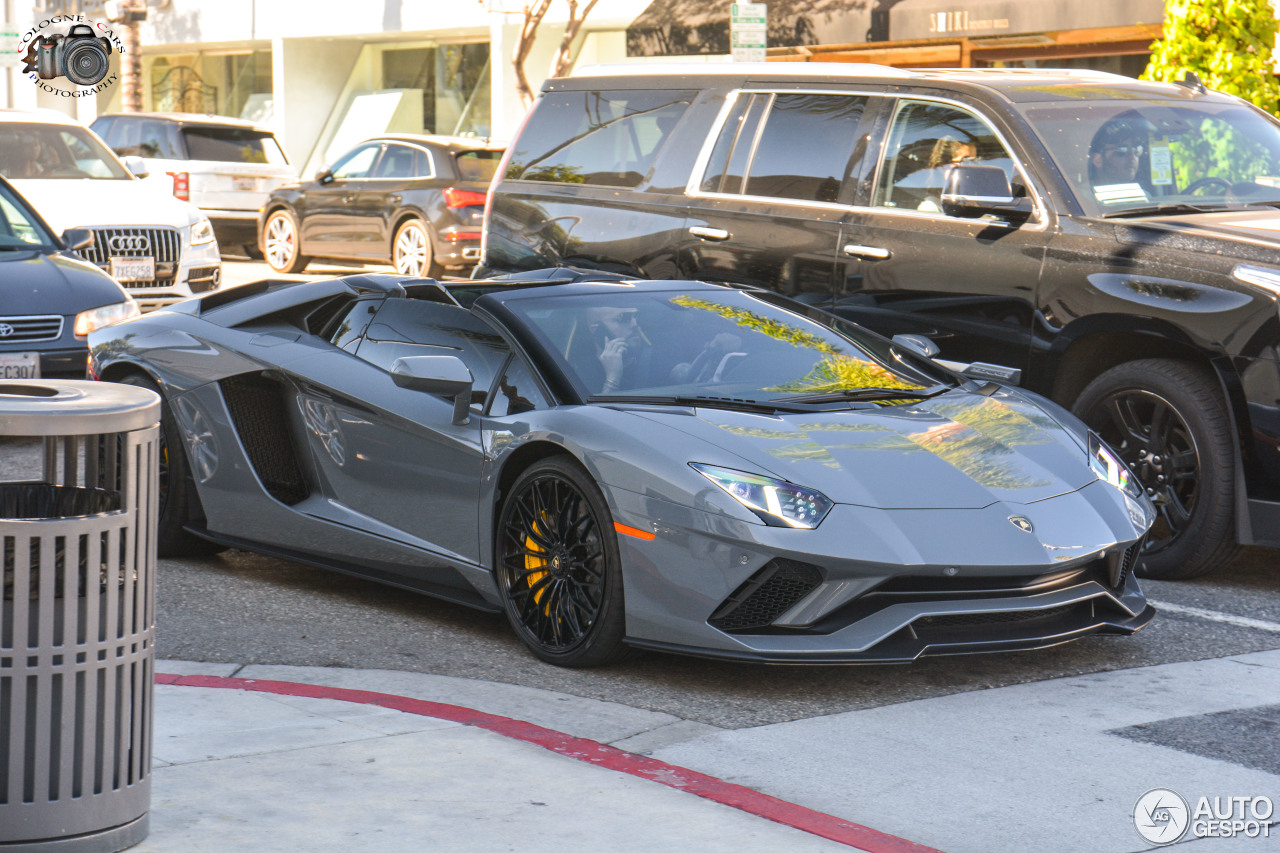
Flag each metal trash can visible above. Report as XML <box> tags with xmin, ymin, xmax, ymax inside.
<box><xmin>0</xmin><ymin>380</ymin><xmax>159</xmax><ymax>852</ymax></box>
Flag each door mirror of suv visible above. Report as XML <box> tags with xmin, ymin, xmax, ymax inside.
<box><xmin>61</xmin><ymin>228</ymin><xmax>94</xmax><ymax>250</ymax></box>
<box><xmin>391</xmin><ymin>355</ymin><xmax>474</xmax><ymax>424</ymax></box>
<box><xmin>122</xmin><ymin>156</ymin><xmax>149</xmax><ymax>179</ymax></box>
<box><xmin>941</xmin><ymin>164</ymin><xmax>1033</xmax><ymax>222</ymax></box>
<box><xmin>316</xmin><ymin>167</ymin><xmax>334</xmax><ymax>185</ymax></box>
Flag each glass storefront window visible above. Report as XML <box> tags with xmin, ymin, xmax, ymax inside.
<box><xmin>148</xmin><ymin>49</ymin><xmax>273</xmax><ymax>122</ymax></box>
<box><xmin>381</xmin><ymin>43</ymin><xmax>491</xmax><ymax>137</ymax></box>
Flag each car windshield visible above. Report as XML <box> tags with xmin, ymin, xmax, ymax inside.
<box><xmin>505</xmin><ymin>288</ymin><xmax>948</xmax><ymax>403</ymax></box>
<box><xmin>182</xmin><ymin>127</ymin><xmax>289</xmax><ymax>165</ymax></box>
<box><xmin>1016</xmin><ymin>96</ymin><xmax>1280</xmax><ymax>217</ymax></box>
<box><xmin>0</xmin><ymin>183</ymin><xmax>54</xmax><ymax>249</ymax></box>
<box><xmin>0</xmin><ymin>123</ymin><xmax>131</xmax><ymax>180</ymax></box>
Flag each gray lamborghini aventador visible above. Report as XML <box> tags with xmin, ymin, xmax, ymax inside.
<box><xmin>88</xmin><ymin>269</ymin><xmax>1156</xmax><ymax>666</ymax></box>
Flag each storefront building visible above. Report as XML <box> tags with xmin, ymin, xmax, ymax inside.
<box><xmin>628</xmin><ymin>0</ymin><xmax>1167</xmax><ymax>77</ymax></box>
<box><xmin>1</xmin><ymin>1</ymin><xmax>1200</xmax><ymax>173</ymax></box>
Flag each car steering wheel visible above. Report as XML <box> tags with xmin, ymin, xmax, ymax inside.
<box><xmin>1183</xmin><ymin>176</ymin><xmax>1233</xmax><ymax>195</ymax></box>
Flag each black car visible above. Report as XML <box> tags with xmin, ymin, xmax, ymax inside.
<box><xmin>0</xmin><ymin>175</ymin><xmax>137</xmax><ymax>379</ymax></box>
<box><xmin>259</xmin><ymin>135</ymin><xmax>504</xmax><ymax>277</ymax></box>
<box><xmin>480</xmin><ymin>63</ymin><xmax>1280</xmax><ymax>580</ymax></box>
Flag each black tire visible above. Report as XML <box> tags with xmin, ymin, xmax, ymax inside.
<box><xmin>1072</xmin><ymin>359</ymin><xmax>1240</xmax><ymax>579</ymax></box>
<box><xmin>262</xmin><ymin>209</ymin><xmax>311</xmax><ymax>274</ymax></box>
<box><xmin>495</xmin><ymin>457</ymin><xmax>633</xmax><ymax>667</ymax></box>
<box><xmin>392</xmin><ymin>218</ymin><xmax>443</xmax><ymax>278</ymax></box>
<box><xmin>118</xmin><ymin>373</ymin><xmax>226</xmax><ymax>558</ymax></box>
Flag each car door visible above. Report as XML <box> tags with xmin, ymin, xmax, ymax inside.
<box><xmin>676</xmin><ymin>90</ymin><xmax>874</xmax><ymax>309</ymax></box>
<box><xmin>301</xmin><ymin>141</ymin><xmax>384</xmax><ymax>258</ymax></box>
<box><xmin>358</xmin><ymin>142</ymin><xmax>434</xmax><ymax>259</ymax></box>
<box><xmin>832</xmin><ymin>96</ymin><xmax>1048</xmax><ymax>371</ymax></box>
<box><xmin>296</xmin><ymin>295</ymin><xmax>509</xmax><ymax>566</ymax></box>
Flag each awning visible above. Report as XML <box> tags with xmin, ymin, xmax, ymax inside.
<box><xmin>626</xmin><ymin>0</ymin><xmax>1165</xmax><ymax>59</ymax></box>
<box><xmin>626</xmin><ymin>0</ymin><xmax>871</xmax><ymax>57</ymax></box>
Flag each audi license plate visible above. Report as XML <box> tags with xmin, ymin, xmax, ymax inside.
<box><xmin>110</xmin><ymin>256</ymin><xmax>155</xmax><ymax>282</ymax></box>
<box><xmin>0</xmin><ymin>352</ymin><xmax>39</xmax><ymax>379</ymax></box>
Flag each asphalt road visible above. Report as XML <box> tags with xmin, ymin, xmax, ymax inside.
<box><xmin>8</xmin><ymin>258</ymin><xmax>1280</xmax><ymax>732</ymax></box>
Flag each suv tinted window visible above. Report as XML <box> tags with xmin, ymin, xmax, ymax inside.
<box><xmin>182</xmin><ymin>127</ymin><xmax>288</xmax><ymax>165</ymax></box>
<box><xmin>455</xmin><ymin>149</ymin><xmax>502</xmax><ymax>182</ymax></box>
<box><xmin>331</xmin><ymin>143</ymin><xmax>382</xmax><ymax>180</ymax></box>
<box><xmin>373</xmin><ymin>143</ymin><xmax>422</xmax><ymax>178</ymax></box>
<box><xmin>105</xmin><ymin>118</ymin><xmax>182</xmax><ymax>159</ymax></box>
<box><xmin>505</xmin><ymin>89</ymin><xmax>695</xmax><ymax>188</ymax></box>
<box><xmin>699</xmin><ymin>93</ymin><xmax>866</xmax><ymax>203</ymax></box>
<box><xmin>872</xmin><ymin>101</ymin><xmax>1016</xmax><ymax>213</ymax></box>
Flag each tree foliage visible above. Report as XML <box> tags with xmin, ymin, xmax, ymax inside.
<box><xmin>1143</xmin><ymin>0</ymin><xmax>1280</xmax><ymax>117</ymax></box>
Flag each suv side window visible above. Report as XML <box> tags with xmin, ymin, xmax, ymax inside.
<box><xmin>107</xmin><ymin>118</ymin><xmax>181</xmax><ymax>159</ymax></box>
<box><xmin>872</xmin><ymin>100</ymin><xmax>1017</xmax><ymax>213</ymax></box>
<box><xmin>373</xmin><ymin>143</ymin><xmax>422</xmax><ymax>179</ymax></box>
<box><xmin>331</xmin><ymin>143</ymin><xmax>382</xmax><ymax>180</ymax></box>
<box><xmin>699</xmin><ymin>93</ymin><xmax>867</xmax><ymax>204</ymax></box>
<box><xmin>505</xmin><ymin>89</ymin><xmax>695</xmax><ymax>188</ymax></box>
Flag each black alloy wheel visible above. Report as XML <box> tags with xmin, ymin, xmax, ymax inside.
<box><xmin>496</xmin><ymin>457</ymin><xmax>631</xmax><ymax>667</ymax></box>
<box><xmin>1073</xmin><ymin>359</ymin><xmax>1239</xmax><ymax>579</ymax></box>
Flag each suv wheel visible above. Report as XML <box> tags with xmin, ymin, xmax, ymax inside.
<box><xmin>263</xmin><ymin>210</ymin><xmax>310</xmax><ymax>274</ymax></box>
<box><xmin>1072</xmin><ymin>359</ymin><xmax>1240</xmax><ymax>579</ymax></box>
<box><xmin>393</xmin><ymin>218</ymin><xmax>443</xmax><ymax>278</ymax></box>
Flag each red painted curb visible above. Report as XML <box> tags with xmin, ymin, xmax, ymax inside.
<box><xmin>156</xmin><ymin>673</ymin><xmax>944</xmax><ymax>853</ymax></box>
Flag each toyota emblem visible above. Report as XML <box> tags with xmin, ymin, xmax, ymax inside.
<box><xmin>108</xmin><ymin>235</ymin><xmax>150</xmax><ymax>253</ymax></box>
<box><xmin>0</xmin><ymin>323</ymin><xmax>13</xmax><ymax>337</ymax></box>
<box><xmin>1009</xmin><ymin>516</ymin><xmax>1034</xmax><ymax>533</ymax></box>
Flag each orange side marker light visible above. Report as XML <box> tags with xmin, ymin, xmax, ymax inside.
<box><xmin>613</xmin><ymin>522</ymin><xmax>655</xmax><ymax>541</ymax></box>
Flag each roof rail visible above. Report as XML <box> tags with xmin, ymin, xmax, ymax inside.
<box><xmin>935</xmin><ymin>67</ymin><xmax>1129</xmax><ymax>81</ymax></box>
<box><xmin>571</xmin><ymin>61</ymin><xmax>915</xmax><ymax>79</ymax></box>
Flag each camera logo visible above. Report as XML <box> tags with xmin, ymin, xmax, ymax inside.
<box><xmin>1134</xmin><ymin>788</ymin><xmax>1191</xmax><ymax>844</ymax></box>
<box><xmin>23</xmin><ymin>24</ymin><xmax>113</xmax><ymax>86</ymax></box>
<box><xmin>15</xmin><ymin>15</ymin><xmax>122</xmax><ymax>96</ymax></box>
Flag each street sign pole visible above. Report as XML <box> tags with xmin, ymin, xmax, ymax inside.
<box><xmin>730</xmin><ymin>2</ymin><xmax>767</xmax><ymax>63</ymax></box>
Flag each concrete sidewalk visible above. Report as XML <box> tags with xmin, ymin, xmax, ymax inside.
<box><xmin>134</xmin><ymin>653</ymin><xmax>1280</xmax><ymax>853</ymax></box>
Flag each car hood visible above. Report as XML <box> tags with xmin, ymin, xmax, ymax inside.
<box><xmin>1114</xmin><ymin>208</ymin><xmax>1280</xmax><ymax>255</ymax></box>
<box><xmin>9</xmin><ymin>179</ymin><xmax>201</xmax><ymax>232</ymax></box>
<box><xmin>625</xmin><ymin>389</ymin><xmax>1095</xmax><ymax>509</ymax></box>
<box><xmin>0</xmin><ymin>250</ymin><xmax>129</xmax><ymax>314</ymax></box>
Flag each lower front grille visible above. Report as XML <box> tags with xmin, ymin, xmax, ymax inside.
<box><xmin>0</xmin><ymin>315</ymin><xmax>63</xmax><ymax>343</ymax></box>
<box><xmin>709</xmin><ymin>559</ymin><xmax>823</xmax><ymax>633</ymax></box>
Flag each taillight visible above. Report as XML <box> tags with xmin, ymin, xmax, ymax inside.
<box><xmin>443</xmin><ymin>187</ymin><xmax>488</xmax><ymax>209</ymax></box>
<box><xmin>167</xmin><ymin>171</ymin><xmax>189</xmax><ymax>201</ymax></box>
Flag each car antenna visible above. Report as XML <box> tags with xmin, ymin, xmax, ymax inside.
<box><xmin>1175</xmin><ymin>70</ymin><xmax>1207</xmax><ymax>94</ymax></box>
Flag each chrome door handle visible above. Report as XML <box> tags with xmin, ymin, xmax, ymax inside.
<box><xmin>689</xmin><ymin>226</ymin><xmax>730</xmax><ymax>241</ymax></box>
<box><xmin>843</xmin><ymin>244</ymin><xmax>892</xmax><ymax>260</ymax></box>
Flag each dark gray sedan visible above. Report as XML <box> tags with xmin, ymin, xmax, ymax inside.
<box><xmin>88</xmin><ymin>270</ymin><xmax>1155</xmax><ymax>666</ymax></box>
<box><xmin>0</xmin><ymin>175</ymin><xmax>137</xmax><ymax>379</ymax></box>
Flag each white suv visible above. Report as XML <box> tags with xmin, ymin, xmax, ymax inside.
<box><xmin>92</xmin><ymin>113</ymin><xmax>296</xmax><ymax>258</ymax></box>
<box><xmin>0</xmin><ymin>109</ymin><xmax>221</xmax><ymax>311</ymax></box>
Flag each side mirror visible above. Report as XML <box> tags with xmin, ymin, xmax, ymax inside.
<box><xmin>940</xmin><ymin>164</ymin><xmax>1033</xmax><ymax>222</ymax></box>
<box><xmin>891</xmin><ymin>333</ymin><xmax>940</xmax><ymax>359</ymax></box>
<box><xmin>122</xmin><ymin>155</ymin><xmax>149</xmax><ymax>179</ymax></box>
<box><xmin>61</xmin><ymin>228</ymin><xmax>94</xmax><ymax>251</ymax></box>
<box><xmin>315</xmin><ymin>167</ymin><xmax>334</xmax><ymax>185</ymax></box>
<box><xmin>391</xmin><ymin>355</ymin><xmax>474</xmax><ymax>425</ymax></box>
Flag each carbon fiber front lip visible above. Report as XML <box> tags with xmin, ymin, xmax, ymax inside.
<box><xmin>625</xmin><ymin>603</ymin><xmax>1156</xmax><ymax>664</ymax></box>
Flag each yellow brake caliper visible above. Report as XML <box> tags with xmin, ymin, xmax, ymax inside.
<box><xmin>524</xmin><ymin>518</ymin><xmax>551</xmax><ymax>615</ymax></box>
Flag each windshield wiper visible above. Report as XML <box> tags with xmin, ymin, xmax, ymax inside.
<box><xmin>590</xmin><ymin>394</ymin><xmax>817</xmax><ymax>414</ymax></box>
<box><xmin>1101</xmin><ymin>202</ymin><xmax>1232</xmax><ymax>219</ymax></box>
<box><xmin>777</xmin><ymin>383</ymin><xmax>951</xmax><ymax>405</ymax></box>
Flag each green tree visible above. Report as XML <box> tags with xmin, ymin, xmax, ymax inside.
<box><xmin>1143</xmin><ymin>0</ymin><xmax>1280</xmax><ymax>117</ymax></box>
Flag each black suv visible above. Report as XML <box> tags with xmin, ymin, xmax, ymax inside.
<box><xmin>479</xmin><ymin>64</ymin><xmax>1280</xmax><ymax>580</ymax></box>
